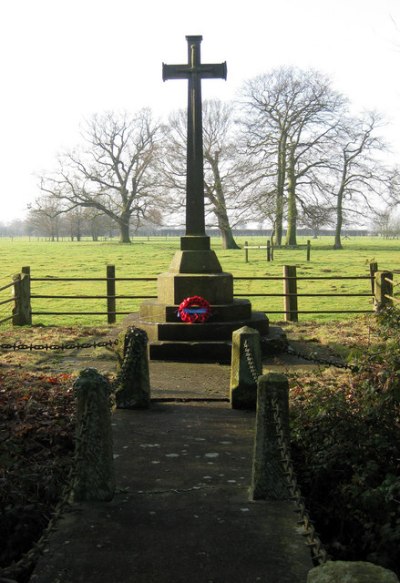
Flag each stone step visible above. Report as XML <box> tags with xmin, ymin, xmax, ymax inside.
<box><xmin>147</xmin><ymin>326</ymin><xmax>288</xmax><ymax>363</ymax></box>
<box><xmin>122</xmin><ymin>314</ymin><xmax>286</xmax><ymax>363</ymax></box>
<box><xmin>139</xmin><ymin>298</ymin><xmax>253</xmax><ymax>323</ymax></box>
<box><xmin>142</xmin><ymin>313</ymin><xmax>269</xmax><ymax>342</ymax></box>
<box><xmin>126</xmin><ymin>310</ymin><xmax>269</xmax><ymax>343</ymax></box>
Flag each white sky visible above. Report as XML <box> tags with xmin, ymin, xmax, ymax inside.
<box><xmin>1</xmin><ymin>0</ymin><xmax>399</xmax><ymax>222</ymax></box>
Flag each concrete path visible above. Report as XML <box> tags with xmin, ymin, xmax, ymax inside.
<box><xmin>148</xmin><ymin>349</ymin><xmax>319</xmax><ymax>401</ymax></box>
<box><xmin>31</xmin><ymin>396</ymin><xmax>313</xmax><ymax>583</ymax></box>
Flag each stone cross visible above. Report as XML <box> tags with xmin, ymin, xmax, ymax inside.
<box><xmin>163</xmin><ymin>36</ymin><xmax>227</xmax><ymax>237</ymax></box>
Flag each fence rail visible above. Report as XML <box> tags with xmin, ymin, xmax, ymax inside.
<box><xmin>0</xmin><ymin>279</ymin><xmax>16</xmax><ymax>323</ymax></box>
<box><xmin>1</xmin><ymin>264</ymin><xmax>397</xmax><ymax>326</ymax></box>
<box><xmin>243</xmin><ymin>239</ymin><xmax>312</xmax><ymax>263</ymax></box>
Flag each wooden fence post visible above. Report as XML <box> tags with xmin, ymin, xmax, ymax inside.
<box><xmin>369</xmin><ymin>261</ymin><xmax>378</xmax><ymax>297</ymax></box>
<box><xmin>12</xmin><ymin>267</ymin><xmax>32</xmax><ymax>325</ymax></box>
<box><xmin>244</xmin><ymin>241</ymin><xmax>249</xmax><ymax>263</ymax></box>
<box><xmin>283</xmin><ymin>265</ymin><xmax>298</xmax><ymax>322</ymax></box>
<box><xmin>266</xmin><ymin>240</ymin><xmax>271</xmax><ymax>262</ymax></box>
<box><xmin>374</xmin><ymin>270</ymin><xmax>393</xmax><ymax>311</ymax></box>
<box><xmin>107</xmin><ymin>264</ymin><xmax>116</xmax><ymax>324</ymax></box>
<box><xmin>306</xmin><ymin>240</ymin><xmax>311</xmax><ymax>262</ymax></box>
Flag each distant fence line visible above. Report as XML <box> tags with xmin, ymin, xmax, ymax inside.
<box><xmin>1</xmin><ymin>263</ymin><xmax>396</xmax><ymax>327</ymax></box>
<box><xmin>0</xmin><ymin>229</ymin><xmax>374</xmax><ymax>240</ymax></box>
<box><xmin>243</xmin><ymin>239</ymin><xmax>311</xmax><ymax>263</ymax></box>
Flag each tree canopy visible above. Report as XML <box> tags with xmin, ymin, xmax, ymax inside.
<box><xmin>31</xmin><ymin>66</ymin><xmax>397</xmax><ymax>247</ymax></box>
<box><xmin>38</xmin><ymin>109</ymin><xmax>163</xmax><ymax>243</ymax></box>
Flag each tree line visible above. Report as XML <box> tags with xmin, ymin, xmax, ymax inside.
<box><xmin>16</xmin><ymin>66</ymin><xmax>400</xmax><ymax>249</ymax></box>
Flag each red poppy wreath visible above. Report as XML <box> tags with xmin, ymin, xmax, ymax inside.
<box><xmin>177</xmin><ymin>295</ymin><xmax>211</xmax><ymax>323</ymax></box>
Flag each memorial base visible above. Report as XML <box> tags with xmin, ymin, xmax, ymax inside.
<box><xmin>132</xmin><ymin>236</ymin><xmax>286</xmax><ymax>362</ymax></box>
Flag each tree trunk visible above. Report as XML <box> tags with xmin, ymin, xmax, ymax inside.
<box><xmin>221</xmin><ymin>225</ymin><xmax>240</xmax><ymax>250</ymax></box>
<box><xmin>275</xmin><ymin>191</ymin><xmax>284</xmax><ymax>246</ymax></box>
<box><xmin>118</xmin><ymin>214</ymin><xmax>131</xmax><ymax>243</ymax></box>
<box><xmin>285</xmin><ymin>147</ymin><xmax>297</xmax><ymax>246</ymax></box>
<box><xmin>333</xmin><ymin>187</ymin><xmax>344</xmax><ymax>249</ymax></box>
<box><xmin>206</xmin><ymin>152</ymin><xmax>240</xmax><ymax>250</ymax></box>
<box><xmin>275</xmin><ymin>135</ymin><xmax>287</xmax><ymax>246</ymax></box>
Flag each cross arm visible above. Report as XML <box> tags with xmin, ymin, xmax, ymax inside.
<box><xmin>162</xmin><ymin>63</ymin><xmax>191</xmax><ymax>81</ymax></box>
<box><xmin>199</xmin><ymin>62</ymin><xmax>227</xmax><ymax>80</ymax></box>
<box><xmin>162</xmin><ymin>62</ymin><xmax>227</xmax><ymax>82</ymax></box>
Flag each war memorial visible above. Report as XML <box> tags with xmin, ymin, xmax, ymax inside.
<box><xmin>135</xmin><ymin>36</ymin><xmax>271</xmax><ymax>361</ymax></box>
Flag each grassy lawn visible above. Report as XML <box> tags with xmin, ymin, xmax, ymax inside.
<box><xmin>1</xmin><ymin>237</ymin><xmax>399</xmax><ymax>577</ymax></box>
<box><xmin>0</xmin><ymin>235</ymin><xmax>399</xmax><ymax>326</ymax></box>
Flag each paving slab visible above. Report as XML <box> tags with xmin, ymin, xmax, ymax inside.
<box><xmin>31</xmin><ymin>401</ymin><xmax>313</xmax><ymax>583</ymax></box>
<box><xmin>148</xmin><ymin>351</ymin><xmax>321</xmax><ymax>401</ymax></box>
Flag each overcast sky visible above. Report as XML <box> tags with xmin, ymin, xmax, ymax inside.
<box><xmin>1</xmin><ymin>0</ymin><xmax>399</xmax><ymax>222</ymax></box>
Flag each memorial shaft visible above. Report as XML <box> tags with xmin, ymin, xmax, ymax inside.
<box><xmin>163</xmin><ymin>35</ymin><xmax>227</xmax><ymax>237</ymax></box>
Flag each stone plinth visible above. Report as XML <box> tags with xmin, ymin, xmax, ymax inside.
<box><xmin>139</xmin><ymin>298</ymin><xmax>253</xmax><ymax>323</ymax></box>
<box><xmin>135</xmin><ymin>235</ymin><xmax>277</xmax><ymax>362</ymax></box>
<box><xmin>168</xmin><ymin>249</ymin><xmax>223</xmax><ymax>274</ymax></box>
<box><xmin>139</xmin><ymin>310</ymin><xmax>269</xmax><ymax>342</ymax></box>
<box><xmin>157</xmin><ymin>272</ymin><xmax>233</xmax><ymax>305</ymax></box>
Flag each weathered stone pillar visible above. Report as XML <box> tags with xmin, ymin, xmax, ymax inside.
<box><xmin>307</xmin><ymin>560</ymin><xmax>399</xmax><ymax>582</ymax></box>
<box><xmin>71</xmin><ymin>368</ymin><xmax>115</xmax><ymax>502</ymax></box>
<box><xmin>250</xmin><ymin>372</ymin><xmax>290</xmax><ymax>500</ymax></box>
<box><xmin>230</xmin><ymin>326</ymin><xmax>262</xmax><ymax>409</ymax></box>
<box><xmin>115</xmin><ymin>327</ymin><xmax>150</xmax><ymax>409</ymax></box>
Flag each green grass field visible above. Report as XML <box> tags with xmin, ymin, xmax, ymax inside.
<box><xmin>1</xmin><ymin>235</ymin><xmax>399</xmax><ymax>326</ymax></box>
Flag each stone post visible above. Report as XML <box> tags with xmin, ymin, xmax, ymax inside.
<box><xmin>115</xmin><ymin>327</ymin><xmax>150</xmax><ymax>409</ymax></box>
<box><xmin>374</xmin><ymin>270</ymin><xmax>393</xmax><ymax>311</ymax></box>
<box><xmin>71</xmin><ymin>368</ymin><xmax>115</xmax><ymax>502</ymax></box>
<box><xmin>307</xmin><ymin>561</ymin><xmax>399</xmax><ymax>582</ymax></box>
<box><xmin>230</xmin><ymin>326</ymin><xmax>262</xmax><ymax>409</ymax></box>
<box><xmin>250</xmin><ymin>372</ymin><xmax>290</xmax><ymax>500</ymax></box>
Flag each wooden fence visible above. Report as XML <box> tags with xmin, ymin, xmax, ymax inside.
<box><xmin>0</xmin><ymin>279</ymin><xmax>17</xmax><ymax>324</ymax></box>
<box><xmin>1</xmin><ymin>263</ymin><xmax>396</xmax><ymax>327</ymax></box>
<box><xmin>243</xmin><ymin>240</ymin><xmax>311</xmax><ymax>263</ymax></box>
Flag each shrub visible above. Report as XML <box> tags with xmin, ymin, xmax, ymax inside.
<box><xmin>290</xmin><ymin>309</ymin><xmax>400</xmax><ymax>574</ymax></box>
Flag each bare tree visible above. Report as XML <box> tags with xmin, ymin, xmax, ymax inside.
<box><xmin>63</xmin><ymin>206</ymin><xmax>85</xmax><ymax>241</ymax></box>
<box><xmin>161</xmin><ymin>100</ymin><xmax>254</xmax><ymax>249</ymax></box>
<box><xmin>371</xmin><ymin>207</ymin><xmax>400</xmax><ymax>238</ymax></box>
<box><xmin>298</xmin><ymin>203</ymin><xmax>335</xmax><ymax>238</ymax></box>
<box><xmin>27</xmin><ymin>196</ymin><xmax>63</xmax><ymax>240</ymax></box>
<box><xmin>38</xmin><ymin>109</ymin><xmax>163</xmax><ymax>243</ymax></box>
<box><xmin>237</xmin><ymin>67</ymin><xmax>347</xmax><ymax>245</ymax></box>
<box><xmin>328</xmin><ymin>111</ymin><xmax>388</xmax><ymax>249</ymax></box>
